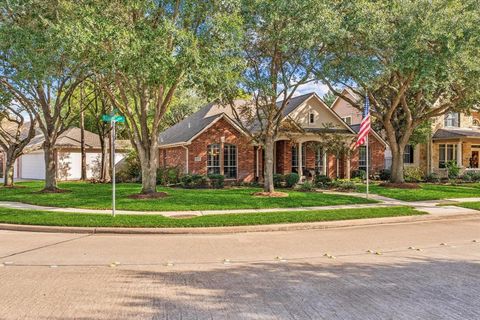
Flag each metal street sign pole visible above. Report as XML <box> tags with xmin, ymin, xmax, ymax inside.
<box><xmin>102</xmin><ymin>111</ymin><xmax>125</xmax><ymax>217</ymax></box>
<box><xmin>111</xmin><ymin>119</ymin><xmax>116</xmax><ymax>217</ymax></box>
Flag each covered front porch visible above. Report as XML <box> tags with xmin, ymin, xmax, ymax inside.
<box><xmin>272</xmin><ymin>137</ymin><xmax>353</xmax><ymax>180</ymax></box>
<box><xmin>431</xmin><ymin>136</ymin><xmax>480</xmax><ymax>176</ymax></box>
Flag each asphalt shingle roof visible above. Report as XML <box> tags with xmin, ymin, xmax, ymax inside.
<box><xmin>159</xmin><ymin>94</ymin><xmax>315</xmax><ymax>146</ymax></box>
<box><xmin>433</xmin><ymin>128</ymin><xmax>480</xmax><ymax>139</ymax></box>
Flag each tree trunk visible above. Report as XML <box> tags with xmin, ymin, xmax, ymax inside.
<box><xmin>80</xmin><ymin>109</ymin><xmax>87</xmax><ymax>180</ymax></box>
<box><xmin>100</xmin><ymin>134</ymin><xmax>110</xmax><ymax>182</ymax></box>
<box><xmin>263</xmin><ymin>136</ymin><xmax>275</xmax><ymax>193</ymax></box>
<box><xmin>3</xmin><ymin>159</ymin><xmax>14</xmax><ymax>187</ymax></box>
<box><xmin>139</xmin><ymin>145</ymin><xmax>158</xmax><ymax>194</ymax></box>
<box><xmin>390</xmin><ymin>148</ymin><xmax>405</xmax><ymax>183</ymax></box>
<box><xmin>43</xmin><ymin>143</ymin><xmax>58</xmax><ymax>191</ymax></box>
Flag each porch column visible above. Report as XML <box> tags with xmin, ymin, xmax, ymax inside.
<box><xmin>457</xmin><ymin>141</ymin><xmax>462</xmax><ymax>167</ymax></box>
<box><xmin>322</xmin><ymin>152</ymin><xmax>327</xmax><ymax>175</ymax></box>
<box><xmin>298</xmin><ymin>141</ymin><xmax>303</xmax><ymax>179</ymax></box>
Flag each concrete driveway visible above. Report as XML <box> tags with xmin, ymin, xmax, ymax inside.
<box><xmin>1</xmin><ymin>217</ymin><xmax>479</xmax><ymax>319</ymax></box>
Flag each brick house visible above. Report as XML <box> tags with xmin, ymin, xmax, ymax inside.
<box><xmin>159</xmin><ymin>92</ymin><xmax>386</xmax><ymax>182</ymax></box>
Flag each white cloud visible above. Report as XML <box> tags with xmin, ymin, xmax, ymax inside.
<box><xmin>292</xmin><ymin>81</ymin><xmax>329</xmax><ymax>97</ymax></box>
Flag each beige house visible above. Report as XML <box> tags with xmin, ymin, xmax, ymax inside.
<box><xmin>331</xmin><ymin>88</ymin><xmax>480</xmax><ymax>177</ymax></box>
<box><xmin>408</xmin><ymin>111</ymin><xmax>480</xmax><ymax>176</ymax></box>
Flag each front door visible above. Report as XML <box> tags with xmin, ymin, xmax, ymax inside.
<box><xmin>470</xmin><ymin>150</ymin><xmax>479</xmax><ymax>168</ymax></box>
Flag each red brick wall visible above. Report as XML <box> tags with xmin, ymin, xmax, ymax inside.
<box><xmin>350</xmin><ymin>132</ymin><xmax>385</xmax><ymax>174</ymax></box>
<box><xmin>160</xmin><ymin>118</ymin><xmax>256</xmax><ymax>182</ymax></box>
<box><xmin>275</xmin><ymin>140</ymin><xmax>292</xmax><ymax>174</ymax></box>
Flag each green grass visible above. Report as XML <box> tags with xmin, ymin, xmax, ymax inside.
<box><xmin>358</xmin><ymin>183</ymin><xmax>480</xmax><ymax>202</ymax></box>
<box><xmin>0</xmin><ymin>181</ymin><xmax>375</xmax><ymax>211</ymax></box>
<box><xmin>0</xmin><ymin>206</ymin><xmax>422</xmax><ymax>228</ymax></box>
<box><xmin>455</xmin><ymin>202</ymin><xmax>480</xmax><ymax>211</ymax></box>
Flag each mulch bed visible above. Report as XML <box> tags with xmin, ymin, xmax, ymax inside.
<box><xmin>252</xmin><ymin>191</ymin><xmax>289</xmax><ymax>198</ymax></box>
<box><xmin>378</xmin><ymin>182</ymin><xmax>421</xmax><ymax>189</ymax></box>
<box><xmin>36</xmin><ymin>188</ymin><xmax>72</xmax><ymax>194</ymax></box>
<box><xmin>128</xmin><ymin>192</ymin><xmax>168</xmax><ymax>200</ymax></box>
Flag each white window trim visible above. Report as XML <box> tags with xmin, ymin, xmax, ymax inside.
<box><xmin>342</xmin><ymin>116</ymin><xmax>352</xmax><ymax>125</ymax></box>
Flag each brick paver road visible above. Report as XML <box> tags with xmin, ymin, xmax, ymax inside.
<box><xmin>1</xmin><ymin>217</ymin><xmax>479</xmax><ymax>319</ymax></box>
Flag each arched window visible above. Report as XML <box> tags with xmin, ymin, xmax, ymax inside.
<box><xmin>473</xmin><ymin>118</ymin><xmax>480</xmax><ymax>127</ymax></box>
<box><xmin>207</xmin><ymin>144</ymin><xmax>221</xmax><ymax>174</ymax></box>
<box><xmin>223</xmin><ymin>144</ymin><xmax>237</xmax><ymax>179</ymax></box>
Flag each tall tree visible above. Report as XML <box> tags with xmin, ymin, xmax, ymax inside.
<box><xmin>0</xmin><ymin>0</ymin><xmax>87</xmax><ymax>191</ymax></box>
<box><xmin>319</xmin><ymin>0</ymin><xmax>480</xmax><ymax>183</ymax></box>
<box><xmin>227</xmin><ymin>0</ymin><xmax>341</xmax><ymax>193</ymax></box>
<box><xmin>71</xmin><ymin>0</ymin><xmax>243</xmax><ymax>194</ymax></box>
<box><xmin>0</xmin><ymin>92</ymin><xmax>37</xmax><ymax>187</ymax></box>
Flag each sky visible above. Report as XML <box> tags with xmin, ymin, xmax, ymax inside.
<box><xmin>292</xmin><ymin>81</ymin><xmax>330</xmax><ymax>98</ymax></box>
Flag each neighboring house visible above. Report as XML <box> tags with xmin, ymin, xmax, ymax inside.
<box><xmin>159</xmin><ymin>92</ymin><xmax>386</xmax><ymax>182</ymax></box>
<box><xmin>408</xmin><ymin>111</ymin><xmax>480</xmax><ymax>177</ymax></box>
<box><xmin>1</xmin><ymin>127</ymin><xmax>129</xmax><ymax>180</ymax></box>
<box><xmin>331</xmin><ymin>88</ymin><xmax>480</xmax><ymax>177</ymax></box>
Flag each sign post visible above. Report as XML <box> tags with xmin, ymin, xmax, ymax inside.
<box><xmin>102</xmin><ymin>110</ymin><xmax>125</xmax><ymax>217</ymax></box>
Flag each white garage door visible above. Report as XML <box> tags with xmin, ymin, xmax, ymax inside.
<box><xmin>20</xmin><ymin>152</ymin><xmax>46</xmax><ymax>180</ymax></box>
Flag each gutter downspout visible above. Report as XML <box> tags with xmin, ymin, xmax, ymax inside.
<box><xmin>181</xmin><ymin>146</ymin><xmax>189</xmax><ymax>174</ymax></box>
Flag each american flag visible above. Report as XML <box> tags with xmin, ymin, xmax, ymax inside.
<box><xmin>355</xmin><ymin>94</ymin><xmax>371</xmax><ymax>148</ymax></box>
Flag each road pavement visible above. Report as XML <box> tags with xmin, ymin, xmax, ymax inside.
<box><xmin>1</xmin><ymin>217</ymin><xmax>479</xmax><ymax>319</ymax></box>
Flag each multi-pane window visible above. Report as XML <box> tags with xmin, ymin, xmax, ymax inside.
<box><xmin>444</xmin><ymin>112</ymin><xmax>460</xmax><ymax>127</ymax></box>
<box><xmin>359</xmin><ymin>146</ymin><xmax>370</xmax><ymax>171</ymax></box>
<box><xmin>223</xmin><ymin>144</ymin><xmax>237</xmax><ymax>179</ymax></box>
<box><xmin>404</xmin><ymin>145</ymin><xmax>415</xmax><ymax>164</ymax></box>
<box><xmin>343</xmin><ymin>116</ymin><xmax>352</xmax><ymax>125</ymax></box>
<box><xmin>309</xmin><ymin>113</ymin><xmax>315</xmax><ymax>124</ymax></box>
<box><xmin>291</xmin><ymin>145</ymin><xmax>306</xmax><ymax>173</ymax></box>
<box><xmin>207</xmin><ymin>144</ymin><xmax>221</xmax><ymax>174</ymax></box>
<box><xmin>439</xmin><ymin>144</ymin><xmax>458</xmax><ymax>168</ymax></box>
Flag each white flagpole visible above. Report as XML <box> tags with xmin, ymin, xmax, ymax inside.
<box><xmin>366</xmin><ymin>134</ymin><xmax>369</xmax><ymax>199</ymax></box>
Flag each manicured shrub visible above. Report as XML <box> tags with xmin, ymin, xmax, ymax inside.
<box><xmin>207</xmin><ymin>174</ymin><xmax>225</xmax><ymax>189</ymax></box>
<box><xmin>285</xmin><ymin>173</ymin><xmax>300</xmax><ymax>188</ymax></box>
<box><xmin>273</xmin><ymin>174</ymin><xmax>285</xmax><ymax>188</ymax></box>
<box><xmin>156</xmin><ymin>166</ymin><xmax>182</xmax><ymax>185</ymax></box>
<box><xmin>425</xmin><ymin>172</ymin><xmax>440</xmax><ymax>183</ymax></box>
<box><xmin>351</xmin><ymin>169</ymin><xmax>366</xmax><ymax>180</ymax></box>
<box><xmin>297</xmin><ymin>181</ymin><xmax>315</xmax><ymax>192</ymax></box>
<box><xmin>314</xmin><ymin>174</ymin><xmax>331</xmax><ymax>189</ymax></box>
<box><xmin>445</xmin><ymin>160</ymin><xmax>460</xmax><ymax>179</ymax></box>
<box><xmin>330</xmin><ymin>179</ymin><xmax>356</xmax><ymax>191</ymax></box>
<box><xmin>379</xmin><ymin>169</ymin><xmax>391</xmax><ymax>181</ymax></box>
<box><xmin>404</xmin><ymin>167</ymin><xmax>424</xmax><ymax>182</ymax></box>
<box><xmin>461</xmin><ymin>171</ymin><xmax>480</xmax><ymax>182</ymax></box>
<box><xmin>180</xmin><ymin>174</ymin><xmax>208</xmax><ymax>188</ymax></box>
<box><xmin>117</xmin><ymin>151</ymin><xmax>141</xmax><ymax>182</ymax></box>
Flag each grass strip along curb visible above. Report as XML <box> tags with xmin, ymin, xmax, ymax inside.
<box><xmin>0</xmin><ymin>206</ymin><xmax>423</xmax><ymax>228</ymax></box>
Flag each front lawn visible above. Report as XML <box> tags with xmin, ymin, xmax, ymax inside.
<box><xmin>358</xmin><ymin>183</ymin><xmax>480</xmax><ymax>202</ymax></box>
<box><xmin>0</xmin><ymin>181</ymin><xmax>375</xmax><ymax>211</ymax></box>
<box><xmin>455</xmin><ymin>202</ymin><xmax>480</xmax><ymax>211</ymax></box>
<box><xmin>0</xmin><ymin>206</ymin><xmax>422</xmax><ymax>228</ymax></box>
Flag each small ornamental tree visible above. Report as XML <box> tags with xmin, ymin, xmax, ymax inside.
<box><xmin>318</xmin><ymin>0</ymin><xmax>480</xmax><ymax>183</ymax></box>
<box><xmin>0</xmin><ymin>92</ymin><xmax>37</xmax><ymax>187</ymax></box>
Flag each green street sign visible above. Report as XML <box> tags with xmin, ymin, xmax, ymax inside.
<box><xmin>102</xmin><ymin>115</ymin><xmax>125</xmax><ymax>123</ymax></box>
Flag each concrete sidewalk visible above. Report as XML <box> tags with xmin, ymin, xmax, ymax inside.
<box><xmin>0</xmin><ymin>192</ymin><xmax>479</xmax><ymax>217</ymax></box>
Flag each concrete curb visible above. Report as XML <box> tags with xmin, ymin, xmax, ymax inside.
<box><xmin>0</xmin><ymin>212</ymin><xmax>478</xmax><ymax>235</ymax></box>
